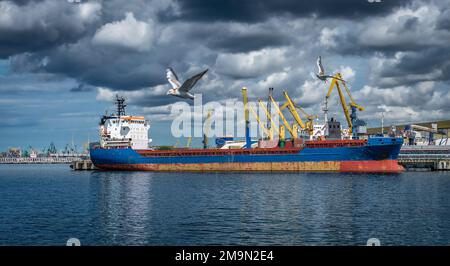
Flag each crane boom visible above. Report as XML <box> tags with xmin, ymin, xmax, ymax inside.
<box><xmin>281</xmin><ymin>91</ymin><xmax>306</xmax><ymax>129</ymax></box>
<box><xmin>258</xmin><ymin>99</ymin><xmax>279</xmax><ymax>135</ymax></box>
<box><xmin>241</xmin><ymin>87</ymin><xmax>252</xmax><ymax>148</ymax></box>
<box><xmin>249</xmin><ymin>105</ymin><xmax>272</xmax><ymax>139</ymax></box>
<box><xmin>269</xmin><ymin>95</ymin><xmax>297</xmax><ymax>138</ymax></box>
<box><xmin>325</xmin><ymin>73</ymin><xmax>364</xmax><ymax>134</ymax></box>
<box><xmin>267</xmin><ymin>88</ymin><xmax>273</xmax><ymax>130</ymax></box>
<box><xmin>202</xmin><ymin>110</ymin><xmax>213</xmax><ymax>149</ymax></box>
<box><xmin>186</xmin><ymin>137</ymin><xmax>192</xmax><ymax>148</ymax></box>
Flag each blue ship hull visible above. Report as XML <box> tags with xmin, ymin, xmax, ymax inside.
<box><xmin>90</xmin><ymin>137</ymin><xmax>404</xmax><ymax>173</ymax></box>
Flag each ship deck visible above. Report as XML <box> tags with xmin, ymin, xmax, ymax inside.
<box><xmin>134</xmin><ymin>139</ymin><xmax>368</xmax><ymax>158</ymax></box>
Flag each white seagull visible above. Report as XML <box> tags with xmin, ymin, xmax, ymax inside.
<box><xmin>166</xmin><ymin>67</ymin><xmax>208</xmax><ymax>100</ymax></box>
<box><xmin>315</xmin><ymin>56</ymin><xmax>345</xmax><ymax>82</ymax></box>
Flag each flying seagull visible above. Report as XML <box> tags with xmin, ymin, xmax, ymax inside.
<box><xmin>315</xmin><ymin>56</ymin><xmax>346</xmax><ymax>82</ymax></box>
<box><xmin>166</xmin><ymin>68</ymin><xmax>208</xmax><ymax>100</ymax></box>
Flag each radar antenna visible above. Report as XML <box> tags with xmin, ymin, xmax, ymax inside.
<box><xmin>115</xmin><ymin>94</ymin><xmax>126</xmax><ymax>116</ymax></box>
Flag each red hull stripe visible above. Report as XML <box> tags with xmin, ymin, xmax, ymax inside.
<box><xmin>95</xmin><ymin>160</ymin><xmax>404</xmax><ymax>173</ymax></box>
<box><xmin>340</xmin><ymin>160</ymin><xmax>404</xmax><ymax>173</ymax></box>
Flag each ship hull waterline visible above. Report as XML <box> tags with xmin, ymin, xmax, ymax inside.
<box><xmin>95</xmin><ymin>160</ymin><xmax>403</xmax><ymax>173</ymax></box>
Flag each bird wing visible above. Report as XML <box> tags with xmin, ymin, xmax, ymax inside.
<box><xmin>179</xmin><ymin>69</ymin><xmax>208</xmax><ymax>92</ymax></box>
<box><xmin>324</xmin><ymin>75</ymin><xmax>346</xmax><ymax>82</ymax></box>
<box><xmin>166</xmin><ymin>67</ymin><xmax>181</xmax><ymax>89</ymax></box>
<box><xmin>317</xmin><ymin>56</ymin><xmax>325</xmax><ymax>76</ymax></box>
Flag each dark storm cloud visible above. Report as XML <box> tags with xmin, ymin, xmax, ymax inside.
<box><xmin>70</xmin><ymin>83</ymin><xmax>96</xmax><ymax>92</ymax></box>
<box><xmin>436</xmin><ymin>9</ymin><xmax>450</xmax><ymax>30</ymax></box>
<box><xmin>132</xmin><ymin>95</ymin><xmax>176</xmax><ymax>107</ymax></box>
<box><xmin>1</xmin><ymin>0</ymin><xmax>450</xmax><ymax>125</ymax></box>
<box><xmin>387</xmin><ymin>16</ymin><xmax>419</xmax><ymax>33</ymax></box>
<box><xmin>9</xmin><ymin>39</ymin><xmax>169</xmax><ymax>90</ymax></box>
<box><xmin>373</xmin><ymin>47</ymin><xmax>450</xmax><ymax>88</ymax></box>
<box><xmin>382</xmin><ymin>48</ymin><xmax>449</xmax><ymax>77</ymax></box>
<box><xmin>0</xmin><ymin>0</ymin><xmax>102</xmax><ymax>58</ymax></box>
<box><xmin>167</xmin><ymin>0</ymin><xmax>407</xmax><ymax>22</ymax></box>
<box><xmin>189</xmin><ymin>24</ymin><xmax>292</xmax><ymax>53</ymax></box>
<box><xmin>0</xmin><ymin>1</ymin><xmax>103</xmax><ymax>61</ymax></box>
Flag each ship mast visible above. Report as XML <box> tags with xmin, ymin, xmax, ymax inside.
<box><xmin>115</xmin><ymin>94</ymin><xmax>126</xmax><ymax>117</ymax></box>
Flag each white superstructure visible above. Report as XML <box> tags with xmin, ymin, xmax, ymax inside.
<box><xmin>100</xmin><ymin>115</ymin><xmax>151</xmax><ymax>149</ymax></box>
<box><xmin>98</xmin><ymin>95</ymin><xmax>151</xmax><ymax>149</ymax></box>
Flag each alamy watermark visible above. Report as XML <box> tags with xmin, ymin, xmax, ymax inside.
<box><xmin>169</xmin><ymin>94</ymin><xmax>283</xmax><ymax>139</ymax></box>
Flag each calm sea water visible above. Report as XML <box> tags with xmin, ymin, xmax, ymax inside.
<box><xmin>0</xmin><ymin>164</ymin><xmax>449</xmax><ymax>246</ymax></box>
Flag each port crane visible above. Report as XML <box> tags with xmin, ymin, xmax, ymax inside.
<box><xmin>279</xmin><ymin>91</ymin><xmax>317</xmax><ymax>136</ymax></box>
<box><xmin>242</xmin><ymin>88</ymin><xmax>316</xmax><ymax>140</ymax></box>
<box><xmin>324</xmin><ymin>73</ymin><xmax>364</xmax><ymax>137</ymax></box>
<box><xmin>249</xmin><ymin>104</ymin><xmax>273</xmax><ymax>139</ymax></box>
<box><xmin>267</xmin><ymin>90</ymin><xmax>317</xmax><ymax>138</ymax></box>
<box><xmin>242</xmin><ymin>87</ymin><xmax>279</xmax><ymax>140</ymax></box>
<box><xmin>269</xmin><ymin>95</ymin><xmax>298</xmax><ymax>139</ymax></box>
<box><xmin>257</xmin><ymin>99</ymin><xmax>279</xmax><ymax>139</ymax></box>
<box><xmin>202</xmin><ymin>110</ymin><xmax>213</xmax><ymax>149</ymax></box>
<box><xmin>186</xmin><ymin>137</ymin><xmax>192</xmax><ymax>148</ymax></box>
<box><xmin>173</xmin><ymin>110</ymin><xmax>212</xmax><ymax>149</ymax></box>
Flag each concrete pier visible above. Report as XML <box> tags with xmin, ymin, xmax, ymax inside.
<box><xmin>70</xmin><ymin>160</ymin><xmax>97</xmax><ymax>170</ymax></box>
<box><xmin>399</xmin><ymin>146</ymin><xmax>450</xmax><ymax>171</ymax></box>
<box><xmin>0</xmin><ymin>157</ymin><xmax>80</xmax><ymax>164</ymax></box>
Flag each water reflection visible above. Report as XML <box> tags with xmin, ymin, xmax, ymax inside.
<box><xmin>90</xmin><ymin>171</ymin><xmax>153</xmax><ymax>245</ymax></box>
<box><xmin>2</xmin><ymin>165</ymin><xmax>447</xmax><ymax>245</ymax></box>
<box><xmin>84</xmin><ymin>171</ymin><xmax>450</xmax><ymax>245</ymax></box>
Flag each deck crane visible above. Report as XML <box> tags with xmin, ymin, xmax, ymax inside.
<box><xmin>325</xmin><ymin>73</ymin><xmax>364</xmax><ymax>138</ymax></box>
<box><xmin>202</xmin><ymin>110</ymin><xmax>213</xmax><ymax>149</ymax></box>
<box><xmin>248</xmin><ymin>105</ymin><xmax>273</xmax><ymax>139</ymax></box>
<box><xmin>269</xmin><ymin>95</ymin><xmax>298</xmax><ymax>139</ymax></box>
<box><xmin>241</xmin><ymin>88</ymin><xmax>276</xmax><ymax>140</ymax></box>
<box><xmin>279</xmin><ymin>91</ymin><xmax>317</xmax><ymax>136</ymax></box>
<box><xmin>266</xmin><ymin>88</ymin><xmax>273</xmax><ymax>133</ymax></box>
<box><xmin>241</xmin><ymin>87</ymin><xmax>252</xmax><ymax>148</ymax></box>
<box><xmin>257</xmin><ymin>99</ymin><xmax>279</xmax><ymax>139</ymax></box>
<box><xmin>293</xmin><ymin>103</ymin><xmax>318</xmax><ymax>135</ymax></box>
<box><xmin>186</xmin><ymin>137</ymin><xmax>192</xmax><ymax>148</ymax></box>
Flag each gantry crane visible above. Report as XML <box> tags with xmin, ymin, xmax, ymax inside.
<box><xmin>324</xmin><ymin>73</ymin><xmax>364</xmax><ymax>137</ymax></box>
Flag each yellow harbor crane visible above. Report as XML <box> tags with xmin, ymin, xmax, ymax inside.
<box><xmin>242</xmin><ymin>88</ymin><xmax>317</xmax><ymax>140</ymax></box>
<box><xmin>174</xmin><ymin>110</ymin><xmax>212</xmax><ymax>149</ymax></box>
<box><xmin>279</xmin><ymin>91</ymin><xmax>317</xmax><ymax>136</ymax></box>
<box><xmin>202</xmin><ymin>109</ymin><xmax>213</xmax><ymax>149</ymax></box>
<box><xmin>248</xmin><ymin>104</ymin><xmax>272</xmax><ymax>139</ymax></box>
<box><xmin>324</xmin><ymin>73</ymin><xmax>364</xmax><ymax>135</ymax></box>
<box><xmin>242</xmin><ymin>87</ymin><xmax>279</xmax><ymax>140</ymax></box>
<box><xmin>257</xmin><ymin>99</ymin><xmax>279</xmax><ymax>139</ymax></box>
<box><xmin>186</xmin><ymin>137</ymin><xmax>192</xmax><ymax>148</ymax></box>
<box><xmin>269</xmin><ymin>95</ymin><xmax>298</xmax><ymax>139</ymax></box>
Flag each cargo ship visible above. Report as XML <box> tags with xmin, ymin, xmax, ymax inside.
<box><xmin>90</xmin><ymin>95</ymin><xmax>404</xmax><ymax>173</ymax></box>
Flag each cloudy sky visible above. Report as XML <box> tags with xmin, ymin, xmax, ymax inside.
<box><xmin>1</xmin><ymin>0</ymin><xmax>449</xmax><ymax>151</ymax></box>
